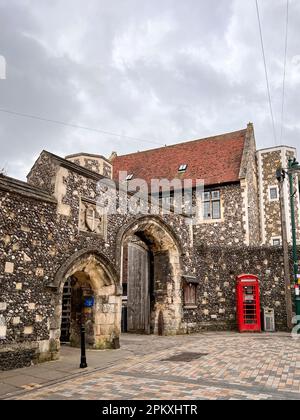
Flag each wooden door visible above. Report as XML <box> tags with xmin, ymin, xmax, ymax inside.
<box><xmin>127</xmin><ymin>242</ymin><xmax>150</xmax><ymax>334</ymax></box>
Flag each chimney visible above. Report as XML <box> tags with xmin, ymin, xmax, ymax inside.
<box><xmin>109</xmin><ymin>151</ymin><xmax>118</xmax><ymax>162</ymax></box>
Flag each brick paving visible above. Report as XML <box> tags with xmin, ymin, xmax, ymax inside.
<box><xmin>3</xmin><ymin>332</ymin><xmax>300</xmax><ymax>400</ymax></box>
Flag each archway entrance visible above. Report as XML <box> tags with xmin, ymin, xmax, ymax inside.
<box><xmin>120</xmin><ymin>218</ymin><xmax>182</xmax><ymax>336</ymax></box>
<box><xmin>49</xmin><ymin>250</ymin><xmax>121</xmax><ymax>358</ymax></box>
<box><xmin>60</xmin><ymin>273</ymin><xmax>96</xmax><ymax>347</ymax></box>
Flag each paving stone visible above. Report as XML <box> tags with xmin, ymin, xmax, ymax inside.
<box><xmin>0</xmin><ymin>332</ymin><xmax>299</xmax><ymax>401</ymax></box>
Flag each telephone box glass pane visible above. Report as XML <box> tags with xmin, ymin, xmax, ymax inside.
<box><xmin>243</xmin><ymin>286</ymin><xmax>257</xmax><ymax>324</ymax></box>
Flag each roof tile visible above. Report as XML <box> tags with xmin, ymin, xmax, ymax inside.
<box><xmin>113</xmin><ymin>129</ymin><xmax>247</xmax><ymax>187</ymax></box>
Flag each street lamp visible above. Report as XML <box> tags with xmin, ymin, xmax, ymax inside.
<box><xmin>80</xmin><ymin>314</ymin><xmax>88</xmax><ymax>369</ymax></box>
<box><xmin>80</xmin><ymin>300</ymin><xmax>88</xmax><ymax>369</ymax></box>
<box><xmin>288</xmin><ymin>158</ymin><xmax>300</xmax><ymax>323</ymax></box>
<box><xmin>276</xmin><ymin>168</ymin><xmax>293</xmax><ymax>329</ymax></box>
<box><xmin>276</xmin><ymin>159</ymin><xmax>300</xmax><ymax>329</ymax></box>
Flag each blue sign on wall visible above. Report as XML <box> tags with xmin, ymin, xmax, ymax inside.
<box><xmin>84</xmin><ymin>296</ymin><xmax>94</xmax><ymax>308</ymax></box>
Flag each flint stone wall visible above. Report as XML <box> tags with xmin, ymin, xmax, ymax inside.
<box><xmin>0</xmin><ymin>159</ymin><xmax>192</xmax><ymax>370</ymax></box>
<box><xmin>0</xmin><ymin>347</ymin><xmax>37</xmax><ymax>371</ymax></box>
<box><xmin>0</xmin><ymin>148</ymin><xmax>297</xmax><ymax>370</ymax></box>
<box><xmin>181</xmin><ymin>244</ymin><xmax>298</xmax><ymax>333</ymax></box>
<box><xmin>193</xmin><ymin>184</ymin><xmax>246</xmax><ymax>247</ymax></box>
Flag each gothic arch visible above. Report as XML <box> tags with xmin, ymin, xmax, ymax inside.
<box><xmin>48</xmin><ymin>248</ymin><xmax>121</xmax><ymax>358</ymax></box>
<box><xmin>116</xmin><ymin>215</ymin><xmax>184</xmax><ymax>269</ymax></box>
<box><xmin>49</xmin><ymin>248</ymin><xmax>119</xmax><ymax>292</ymax></box>
<box><xmin>117</xmin><ymin>215</ymin><xmax>183</xmax><ymax>335</ymax></box>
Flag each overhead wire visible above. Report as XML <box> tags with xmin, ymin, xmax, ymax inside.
<box><xmin>255</xmin><ymin>0</ymin><xmax>278</xmax><ymax>145</ymax></box>
<box><xmin>0</xmin><ymin>108</ymin><xmax>164</xmax><ymax>147</ymax></box>
<box><xmin>280</xmin><ymin>0</ymin><xmax>289</xmax><ymax>144</ymax></box>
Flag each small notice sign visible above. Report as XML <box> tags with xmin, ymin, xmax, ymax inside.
<box><xmin>84</xmin><ymin>296</ymin><xmax>94</xmax><ymax>308</ymax></box>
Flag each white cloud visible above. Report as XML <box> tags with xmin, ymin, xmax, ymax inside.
<box><xmin>0</xmin><ymin>0</ymin><xmax>299</xmax><ymax>179</ymax></box>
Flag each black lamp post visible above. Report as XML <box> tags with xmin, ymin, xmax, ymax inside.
<box><xmin>276</xmin><ymin>159</ymin><xmax>300</xmax><ymax>327</ymax></box>
<box><xmin>288</xmin><ymin>159</ymin><xmax>300</xmax><ymax>324</ymax></box>
<box><xmin>80</xmin><ymin>310</ymin><xmax>88</xmax><ymax>369</ymax></box>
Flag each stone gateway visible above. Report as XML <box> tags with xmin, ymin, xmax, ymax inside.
<box><xmin>0</xmin><ymin>123</ymin><xmax>299</xmax><ymax>370</ymax></box>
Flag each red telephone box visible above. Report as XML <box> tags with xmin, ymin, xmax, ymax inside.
<box><xmin>236</xmin><ymin>274</ymin><xmax>261</xmax><ymax>333</ymax></box>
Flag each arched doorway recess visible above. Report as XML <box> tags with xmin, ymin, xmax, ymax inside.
<box><xmin>49</xmin><ymin>250</ymin><xmax>121</xmax><ymax>357</ymax></box>
<box><xmin>118</xmin><ymin>217</ymin><xmax>183</xmax><ymax>336</ymax></box>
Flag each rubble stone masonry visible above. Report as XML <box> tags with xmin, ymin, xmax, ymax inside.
<box><xmin>257</xmin><ymin>146</ymin><xmax>300</xmax><ymax>245</ymax></box>
<box><xmin>183</xmin><ymin>242</ymin><xmax>299</xmax><ymax>332</ymax></box>
<box><xmin>0</xmin><ymin>142</ymin><xmax>299</xmax><ymax>371</ymax></box>
<box><xmin>194</xmin><ymin>183</ymin><xmax>246</xmax><ymax>246</ymax></box>
<box><xmin>0</xmin><ymin>154</ymin><xmax>193</xmax><ymax>370</ymax></box>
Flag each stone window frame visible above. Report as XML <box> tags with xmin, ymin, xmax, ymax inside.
<box><xmin>269</xmin><ymin>185</ymin><xmax>279</xmax><ymax>202</ymax></box>
<box><xmin>271</xmin><ymin>236</ymin><xmax>282</xmax><ymax>247</ymax></box>
<box><xmin>197</xmin><ymin>189</ymin><xmax>224</xmax><ymax>224</ymax></box>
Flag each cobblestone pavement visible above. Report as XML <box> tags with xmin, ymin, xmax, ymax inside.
<box><xmin>7</xmin><ymin>333</ymin><xmax>300</xmax><ymax>400</ymax></box>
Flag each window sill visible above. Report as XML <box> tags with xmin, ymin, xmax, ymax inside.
<box><xmin>195</xmin><ymin>218</ymin><xmax>224</xmax><ymax>225</ymax></box>
<box><xmin>184</xmin><ymin>305</ymin><xmax>198</xmax><ymax>310</ymax></box>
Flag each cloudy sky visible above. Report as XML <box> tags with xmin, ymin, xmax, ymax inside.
<box><xmin>0</xmin><ymin>0</ymin><xmax>299</xmax><ymax>180</ymax></box>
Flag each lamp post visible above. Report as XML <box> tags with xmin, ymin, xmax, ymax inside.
<box><xmin>80</xmin><ymin>321</ymin><xmax>88</xmax><ymax>368</ymax></box>
<box><xmin>288</xmin><ymin>158</ymin><xmax>300</xmax><ymax>323</ymax></box>
<box><xmin>276</xmin><ymin>168</ymin><xmax>293</xmax><ymax>330</ymax></box>
<box><xmin>80</xmin><ymin>308</ymin><xmax>88</xmax><ymax>369</ymax></box>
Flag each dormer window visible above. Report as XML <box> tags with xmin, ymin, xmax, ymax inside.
<box><xmin>178</xmin><ymin>164</ymin><xmax>188</xmax><ymax>172</ymax></box>
<box><xmin>125</xmin><ymin>174</ymin><xmax>134</xmax><ymax>181</ymax></box>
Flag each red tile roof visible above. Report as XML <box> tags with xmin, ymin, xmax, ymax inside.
<box><xmin>112</xmin><ymin>129</ymin><xmax>247</xmax><ymax>188</ymax></box>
